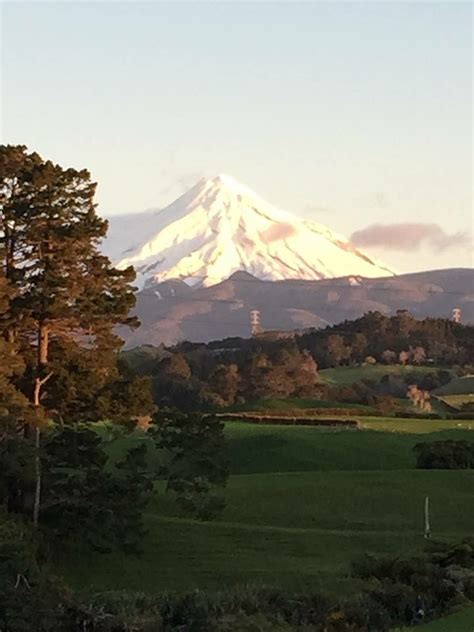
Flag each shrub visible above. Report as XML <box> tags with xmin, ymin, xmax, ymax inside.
<box><xmin>352</xmin><ymin>539</ymin><xmax>474</xmax><ymax>627</ymax></box>
<box><xmin>394</xmin><ymin>411</ymin><xmax>441</xmax><ymax>419</ymax></box>
<box><xmin>414</xmin><ymin>440</ymin><xmax>474</xmax><ymax>469</ymax></box>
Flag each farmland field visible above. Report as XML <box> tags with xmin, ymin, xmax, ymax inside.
<box><xmin>55</xmin><ymin>418</ymin><xmax>474</xmax><ymax>598</ymax></box>
<box><xmin>398</xmin><ymin>605</ymin><xmax>474</xmax><ymax>631</ymax></box>
<box><xmin>436</xmin><ymin>394</ymin><xmax>474</xmax><ymax>409</ymax></box>
<box><xmin>319</xmin><ymin>364</ymin><xmax>443</xmax><ymax>385</ymax></box>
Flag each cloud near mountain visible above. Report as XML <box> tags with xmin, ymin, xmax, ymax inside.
<box><xmin>350</xmin><ymin>222</ymin><xmax>470</xmax><ymax>252</ymax></box>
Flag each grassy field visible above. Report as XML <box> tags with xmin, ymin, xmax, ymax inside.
<box><xmin>358</xmin><ymin>416</ymin><xmax>474</xmax><ymax>433</ymax></box>
<box><xmin>436</xmin><ymin>394</ymin><xmax>474</xmax><ymax>410</ymax></box>
<box><xmin>54</xmin><ymin>418</ymin><xmax>474</xmax><ymax>599</ymax></box>
<box><xmin>434</xmin><ymin>374</ymin><xmax>474</xmax><ymax>396</ymax></box>
<box><xmin>225</xmin><ymin>396</ymin><xmax>372</xmax><ymax>412</ymax></box>
<box><xmin>397</xmin><ymin>605</ymin><xmax>474</xmax><ymax>631</ymax></box>
<box><xmin>319</xmin><ymin>364</ymin><xmax>442</xmax><ymax>385</ymax></box>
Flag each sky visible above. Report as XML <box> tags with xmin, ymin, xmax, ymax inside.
<box><xmin>1</xmin><ymin>0</ymin><xmax>472</xmax><ymax>273</ymax></box>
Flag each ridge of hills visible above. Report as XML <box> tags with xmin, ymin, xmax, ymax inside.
<box><xmin>121</xmin><ymin>267</ymin><xmax>474</xmax><ymax>348</ymax></box>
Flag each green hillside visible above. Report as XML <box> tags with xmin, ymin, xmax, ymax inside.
<box><xmin>319</xmin><ymin>364</ymin><xmax>440</xmax><ymax>386</ymax></box>
<box><xmin>54</xmin><ymin>420</ymin><xmax>474</xmax><ymax>597</ymax></box>
<box><xmin>434</xmin><ymin>374</ymin><xmax>474</xmax><ymax>396</ymax></box>
<box><xmin>397</xmin><ymin>605</ymin><xmax>474</xmax><ymax>631</ymax></box>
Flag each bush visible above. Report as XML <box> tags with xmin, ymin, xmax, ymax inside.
<box><xmin>447</xmin><ymin>412</ymin><xmax>474</xmax><ymax>420</ymax></box>
<box><xmin>394</xmin><ymin>411</ymin><xmax>441</xmax><ymax>419</ymax></box>
<box><xmin>352</xmin><ymin>539</ymin><xmax>474</xmax><ymax>627</ymax></box>
<box><xmin>414</xmin><ymin>440</ymin><xmax>474</xmax><ymax>469</ymax></box>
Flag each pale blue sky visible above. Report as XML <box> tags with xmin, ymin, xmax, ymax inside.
<box><xmin>1</xmin><ymin>1</ymin><xmax>472</xmax><ymax>272</ymax></box>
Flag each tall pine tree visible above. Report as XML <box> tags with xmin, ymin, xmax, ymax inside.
<box><xmin>0</xmin><ymin>145</ymin><xmax>141</xmax><ymax>525</ymax></box>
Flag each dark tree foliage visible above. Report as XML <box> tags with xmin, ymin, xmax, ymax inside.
<box><xmin>352</xmin><ymin>538</ymin><xmax>474</xmax><ymax>626</ymax></box>
<box><xmin>125</xmin><ymin>338</ymin><xmax>321</xmax><ymax>411</ymax></box>
<box><xmin>0</xmin><ymin>144</ymin><xmax>139</xmax><ymax>416</ymax></box>
<box><xmin>0</xmin><ymin>145</ymin><xmax>154</xmax><ymax>530</ymax></box>
<box><xmin>41</xmin><ymin>425</ymin><xmax>153</xmax><ymax>553</ymax></box>
<box><xmin>122</xmin><ymin>312</ymin><xmax>472</xmax><ymax>411</ymax></box>
<box><xmin>0</xmin><ymin>273</ymin><xmax>32</xmax><ymax>429</ymax></box>
<box><xmin>414</xmin><ymin>440</ymin><xmax>474</xmax><ymax>470</ymax></box>
<box><xmin>151</xmin><ymin>410</ymin><xmax>229</xmax><ymax>520</ymax></box>
<box><xmin>305</xmin><ymin>311</ymin><xmax>473</xmax><ymax>366</ymax></box>
<box><xmin>0</xmin><ymin>436</ymin><xmax>35</xmax><ymax>516</ymax></box>
<box><xmin>43</xmin><ymin>339</ymin><xmax>154</xmax><ymax>425</ymax></box>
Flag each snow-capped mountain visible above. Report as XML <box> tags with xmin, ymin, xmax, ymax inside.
<box><xmin>104</xmin><ymin>174</ymin><xmax>394</xmax><ymax>288</ymax></box>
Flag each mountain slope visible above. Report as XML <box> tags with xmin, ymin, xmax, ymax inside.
<box><xmin>120</xmin><ymin>268</ymin><xmax>474</xmax><ymax>347</ymax></box>
<box><xmin>105</xmin><ymin>174</ymin><xmax>394</xmax><ymax>288</ymax></box>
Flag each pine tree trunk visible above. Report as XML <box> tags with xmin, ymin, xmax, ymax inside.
<box><xmin>33</xmin><ymin>425</ymin><xmax>41</xmax><ymax>527</ymax></box>
<box><xmin>32</xmin><ymin>324</ymin><xmax>50</xmax><ymax>527</ymax></box>
<box><xmin>39</xmin><ymin>326</ymin><xmax>49</xmax><ymax>365</ymax></box>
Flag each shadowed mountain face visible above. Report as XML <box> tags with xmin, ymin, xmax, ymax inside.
<box><xmin>120</xmin><ymin>268</ymin><xmax>474</xmax><ymax>348</ymax></box>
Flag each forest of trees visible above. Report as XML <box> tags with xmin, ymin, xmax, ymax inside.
<box><xmin>122</xmin><ymin>312</ymin><xmax>474</xmax><ymax>411</ymax></box>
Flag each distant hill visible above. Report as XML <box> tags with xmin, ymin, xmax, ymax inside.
<box><xmin>121</xmin><ymin>267</ymin><xmax>474</xmax><ymax>347</ymax></box>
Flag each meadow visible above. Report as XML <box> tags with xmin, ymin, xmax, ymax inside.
<box><xmin>55</xmin><ymin>418</ymin><xmax>474</xmax><ymax>604</ymax></box>
<box><xmin>398</xmin><ymin>606</ymin><xmax>474</xmax><ymax>631</ymax></box>
<box><xmin>319</xmin><ymin>364</ymin><xmax>442</xmax><ymax>385</ymax></box>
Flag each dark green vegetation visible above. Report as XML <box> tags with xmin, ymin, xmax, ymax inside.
<box><xmin>399</xmin><ymin>606</ymin><xmax>474</xmax><ymax>631</ymax></box>
<box><xmin>122</xmin><ymin>315</ymin><xmax>472</xmax><ymax>412</ymax></box>
<box><xmin>54</xmin><ymin>422</ymin><xmax>474</xmax><ymax>596</ymax></box>
<box><xmin>51</xmin><ymin>422</ymin><xmax>474</xmax><ymax>630</ymax></box>
<box><xmin>414</xmin><ymin>439</ymin><xmax>474</xmax><ymax>469</ymax></box>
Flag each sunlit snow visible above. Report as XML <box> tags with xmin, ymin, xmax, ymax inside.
<box><xmin>104</xmin><ymin>175</ymin><xmax>394</xmax><ymax>288</ymax></box>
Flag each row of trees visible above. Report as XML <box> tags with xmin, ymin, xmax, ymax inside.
<box><xmin>123</xmin><ymin>340</ymin><xmax>322</xmax><ymax>409</ymax></box>
<box><xmin>122</xmin><ymin>311</ymin><xmax>473</xmax><ymax>411</ymax></box>
<box><xmin>299</xmin><ymin>311</ymin><xmax>473</xmax><ymax>367</ymax></box>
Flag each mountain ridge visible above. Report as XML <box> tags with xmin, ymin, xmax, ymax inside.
<box><xmin>120</xmin><ymin>267</ymin><xmax>474</xmax><ymax>348</ymax></box>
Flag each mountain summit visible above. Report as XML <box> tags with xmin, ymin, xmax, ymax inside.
<box><xmin>106</xmin><ymin>175</ymin><xmax>394</xmax><ymax>287</ymax></box>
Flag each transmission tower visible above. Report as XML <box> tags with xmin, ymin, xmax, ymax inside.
<box><xmin>250</xmin><ymin>309</ymin><xmax>263</xmax><ymax>336</ymax></box>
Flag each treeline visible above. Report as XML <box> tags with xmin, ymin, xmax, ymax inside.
<box><xmin>122</xmin><ymin>312</ymin><xmax>473</xmax><ymax>411</ymax></box>
<box><xmin>124</xmin><ymin>339</ymin><xmax>322</xmax><ymax>410</ymax></box>
<box><xmin>300</xmin><ymin>310</ymin><xmax>474</xmax><ymax>367</ymax></box>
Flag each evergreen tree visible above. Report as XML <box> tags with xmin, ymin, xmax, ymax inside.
<box><xmin>151</xmin><ymin>410</ymin><xmax>228</xmax><ymax>520</ymax></box>
<box><xmin>41</xmin><ymin>425</ymin><xmax>153</xmax><ymax>552</ymax></box>
<box><xmin>0</xmin><ymin>145</ymin><xmax>141</xmax><ymax>526</ymax></box>
<box><xmin>0</xmin><ymin>272</ymin><xmax>30</xmax><ymax>433</ymax></box>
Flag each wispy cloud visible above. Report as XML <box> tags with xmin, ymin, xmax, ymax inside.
<box><xmin>350</xmin><ymin>222</ymin><xmax>471</xmax><ymax>252</ymax></box>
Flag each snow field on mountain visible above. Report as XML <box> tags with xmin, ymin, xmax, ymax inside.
<box><xmin>106</xmin><ymin>174</ymin><xmax>394</xmax><ymax>288</ymax></box>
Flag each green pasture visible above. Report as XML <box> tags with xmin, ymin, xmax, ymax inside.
<box><xmin>436</xmin><ymin>394</ymin><xmax>474</xmax><ymax>410</ymax></box>
<box><xmin>55</xmin><ymin>418</ymin><xmax>474</xmax><ymax>599</ymax></box>
<box><xmin>396</xmin><ymin>605</ymin><xmax>474</xmax><ymax>631</ymax></box>
<box><xmin>319</xmin><ymin>364</ymin><xmax>441</xmax><ymax>385</ymax></box>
